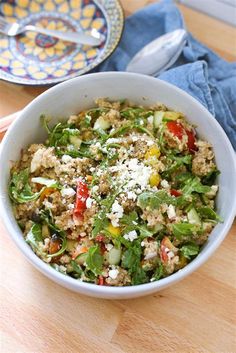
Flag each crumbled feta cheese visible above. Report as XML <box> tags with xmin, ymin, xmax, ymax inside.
<box><xmin>43</xmin><ymin>200</ymin><xmax>53</xmax><ymax>209</ymax></box>
<box><xmin>127</xmin><ymin>191</ymin><xmax>137</xmax><ymax>201</ymax></box>
<box><xmin>147</xmin><ymin>140</ymin><xmax>154</xmax><ymax>146</ymax></box>
<box><xmin>105</xmin><ymin>244</ymin><xmax>113</xmax><ymax>251</ymax></box>
<box><xmin>61</xmin><ymin>187</ymin><xmax>76</xmax><ymax>198</ymax></box>
<box><xmin>161</xmin><ymin>179</ymin><xmax>170</xmax><ymax>189</ymax></box>
<box><xmin>144</xmin><ymin>252</ymin><xmax>158</xmax><ymax>260</ymax></box>
<box><xmin>68</xmin><ymin>203</ymin><xmax>75</xmax><ymax>210</ymax></box>
<box><xmin>107</xmin><ymin>200</ymin><xmax>124</xmax><ymax>227</ymax></box>
<box><xmin>123</xmin><ymin>230</ymin><xmax>138</xmax><ymax>242</ymax></box>
<box><xmin>61</xmin><ymin>154</ymin><xmax>72</xmax><ymax>163</ymax></box>
<box><xmin>108</xmin><ymin>269</ymin><xmax>119</xmax><ymax>279</ymax></box>
<box><xmin>167</xmin><ymin>204</ymin><xmax>176</xmax><ymax>220</ymax></box>
<box><xmin>86</xmin><ymin>197</ymin><xmax>93</xmax><ymax>209</ymax></box>
<box><xmin>30</xmin><ymin>148</ymin><xmax>44</xmax><ymax>172</ymax></box>
<box><xmin>92</xmin><ymin>185</ymin><xmax>99</xmax><ymax>193</ymax></box>
<box><xmin>109</xmin><ymin>158</ymin><xmax>152</xmax><ymax>192</ymax></box>
<box><xmin>167</xmin><ymin>251</ymin><xmax>175</xmax><ymax>260</ymax></box>
<box><xmin>147</xmin><ymin>115</ymin><xmax>154</xmax><ymax>124</ymax></box>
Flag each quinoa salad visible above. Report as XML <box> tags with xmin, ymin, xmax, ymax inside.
<box><xmin>9</xmin><ymin>99</ymin><xmax>222</xmax><ymax>286</ymax></box>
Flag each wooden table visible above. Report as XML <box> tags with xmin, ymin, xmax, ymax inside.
<box><xmin>1</xmin><ymin>2</ymin><xmax>235</xmax><ymax>352</ymax></box>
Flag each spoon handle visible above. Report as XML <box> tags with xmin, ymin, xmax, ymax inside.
<box><xmin>0</xmin><ymin>111</ymin><xmax>20</xmax><ymax>133</ymax></box>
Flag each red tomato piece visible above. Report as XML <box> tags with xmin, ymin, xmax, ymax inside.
<box><xmin>98</xmin><ymin>276</ymin><xmax>105</xmax><ymax>286</ymax></box>
<box><xmin>160</xmin><ymin>243</ymin><xmax>168</xmax><ymax>263</ymax></box>
<box><xmin>166</xmin><ymin>121</ymin><xmax>184</xmax><ymax>140</ymax></box>
<box><xmin>185</xmin><ymin>129</ymin><xmax>197</xmax><ymax>152</ymax></box>
<box><xmin>73</xmin><ymin>180</ymin><xmax>89</xmax><ymax>217</ymax></box>
<box><xmin>95</xmin><ymin>234</ymin><xmax>106</xmax><ymax>242</ymax></box>
<box><xmin>170</xmin><ymin>189</ymin><xmax>182</xmax><ymax>197</ymax></box>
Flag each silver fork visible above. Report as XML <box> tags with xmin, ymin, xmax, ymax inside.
<box><xmin>0</xmin><ymin>15</ymin><xmax>103</xmax><ymax>46</ymax></box>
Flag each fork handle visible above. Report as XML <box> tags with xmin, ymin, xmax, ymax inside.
<box><xmin>24</xmin><ymin>25</ymin><xmax>101</xmax><ymax>46</ymax></box>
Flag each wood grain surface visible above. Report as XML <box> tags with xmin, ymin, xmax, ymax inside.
<box><xmin>0</xmin><ymin>2</ymin><xmax>236</xmax><ymax>352</ymax></box>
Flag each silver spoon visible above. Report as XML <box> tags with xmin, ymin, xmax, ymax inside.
<box><xmin>126</xmin><ymin>29</ymin><xmax>187</xmax><ymax>76</ymax></box>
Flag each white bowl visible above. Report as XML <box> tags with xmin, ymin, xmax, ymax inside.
<box><xmin>0</xmin><ymin>72</ymin><xmax>235</xmax><ymax>299</ymax></box>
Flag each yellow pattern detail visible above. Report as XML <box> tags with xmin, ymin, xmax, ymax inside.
<box><xmin>83</xmin><ymin>5</ymin><xmax>95</xmax><ymax>18</ymax></box>
<box><xmin>44</xmin><ymin>1</ymin><xmax>55</xmax><ymax>11</ymax></box>
<box><xmin>45</xmin><ymin>67</ymin><xmax>55</xmax><ymax>74</ymax></box>
<box><xmin>12</xmin><ymin>68</ymin><xmax>26</xmax><ymax>76</ymax></box>
<box><xmin>2</xmin><ymin>51</ymin><xmax>14</xmax><ymax>59</ymax></box>
<box><xmin>61</xmin><ymin>62</ymin><xmax>71</xmax><ymax>70</ymax></box>
<box><xmin>73</xmin><ymin>53</ymin><xmax>85</xmax><ymax>61</ymax></box>
<box><xmin>86</xmin><ymin>48</ymin><xmax>97</xmax><ymax>59</ymax></box>
<box><xmin>72</xmin><ymin>61</ymin><xmax>85</xmax><ymax>70</ymax></box>
<box><xmin>53</xmin><ymin>69</ymin><xmax>67</xmax><ymax>77</ymax></box>
<box><xmin>71</xmin><ymin>9</ymin><xmax>81</xmax><ymax>20</ymax></box>
<box><xmin>15</xmin><ymin>7</ymin><xmax>27</xmax><ymax>17</ymax></box>
<box><xmin>2</xmin><ymin>3</ymin><xmax>13</xmax><ymax>16</ymax></box>
<box><xmin>31</xmin><ymin>71</ymin><xmax>48</xmax><ymax>79</ymax></box>
<box><xmin>27</xmin><ymin>66</ymin><xmax>38</xmax><ymax>74</ymax></box>
<box><xmin>0</xmin><ymin>39</ymin><xmax>8</xmax><ymax>49</ymax></box>
<box><xmin>30</xmin><ymin>2</ymin><xmax>40</xmax><ymax>12</ymax></box>
<box><xmin>0</xmin><ymin>57</ymin><xmax>9</xmax><ymax>67</ymax></box>
<box><xmin>70</xmin><ymin>0</ymin><xmax>81</xmax><ymax>9</ymax></box>
<box><xmin>58</xmin><ymin>2</ymin><xmax>69</xmax><ymax>13</ymax></box>
<box><xmin>91</xmin><ymin>18</ymin><xmax>104</xmax><ymax>30</ymax></box>
<box><xmin>38</xmin><ymin>52</ymin><xmax>47</xmax><ymax>61</ymax></box>
<box><xmin>80</xmin><ymin>19</ymin><xmax>91</xmax><ymax>29</ymax></box>
<box><xmin>11</xmin><ymin>61</ymin><xmax>24</xmax><ymax>68</ymax></box>
<box><xmin>17</xmin><ymin>0</ymin><xmax>29</xmax><ymax>8</ymax></box>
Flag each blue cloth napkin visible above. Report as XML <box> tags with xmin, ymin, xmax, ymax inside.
<box><xmin>95</xmin><ymin>0</ymin><xmax>236</xmax><ymax>149</ymax></box>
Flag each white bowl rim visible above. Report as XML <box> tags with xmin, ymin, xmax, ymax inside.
<box><xmin>0</xmin><ymin>72</ymin><xmax>236</xmax><ymax>297</ymax></box>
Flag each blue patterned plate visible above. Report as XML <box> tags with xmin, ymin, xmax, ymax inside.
<box><xmin>0</xmin><ymin>0</ymin><xmax>124</xmax><ymax>85</ymax></box>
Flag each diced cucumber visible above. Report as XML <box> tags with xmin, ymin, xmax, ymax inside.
<box><xmin>164</xmin><ymin>111</ymin><xmax>183</xmax><ymax>120</ymax></box>
<box><xmin>69</xmin><ymin>135</ymin><xmax>82</xmax><ymax>149</ymax></box>
<box><xmin>153</xmin><ymin>111</ymin><xmax>165</xmax><ymax>127</ymax></box>
<box><xmin>152</xmin><ymin>224</ymin><xmax>163</xmax><ymax>233</ymax></box>
<box><xmin>66</xmin><ymin>239</ymin><xmax>78</xmax><ymax>252</ymax></box>
<box><xmin>187</xmin><ymin>208</ymin><xmax>201</xmax><ymax>225</ymax></box>
<box><xmin>108</xmin><ymin>247</ymin><xmax>121</xmax><ymax>265</ymax></box>
<box><xmin>94</xmin><ymin>116</ymin><xmax>111</xmax><ymax>131</ymax></box>
<box><xmin>42</xmin><ymin>224</ymin><xmax>50</xmax><ymax>238</ymax></box>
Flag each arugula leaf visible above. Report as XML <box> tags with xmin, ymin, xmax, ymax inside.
<box><xmin>9</xmin><ymin>169</ymin><xmax>42</xmax><ymax>204</ymax></box>
<box><xmin>31</xmin><ymin>177</ymin><xmax>60</xmax><ymax>188</ymax></box>
<box><xmin>70</xmin><ymin>260</ymin><xmax>83</xmax><ymax>277</ymax></box>
<box><xmin>132</xmin><ymin>267</ymin><xmax>149</xmax><ymax>285</ymax></box>
<box><xmin>182</xmin><ymin>177</ymin><xmax>211</xmax><ymax>195</ymax></box>
<box><xmin>85</xmin><ymin>245</ymin><xmax>103</xmax><ymax>275</ymax></box>
<box><xmin>201</xmin><ymin>169</ymin><xmax>220</xmax><ymax>186</ymax></box>
<box><xmin>172</xmin><ymin>222</ymin><xmax>197</xmax><ymax>239</ymax></box>
<box><xmin>92</xmin><ymin>190</ymin><xmax>120</xmax><ymax>237</ymax></box>
<box><xmin>40</xmin><ymin>209</ymin><xmax>65</xmax><ymax>235</ymax></box>
<box><xmin>198</xmin><ymin>207</ymin><xmax>223</xmax><ymax>222</ymax></box>
<box><xmin>137</xmin><ymin>190</ymin><xmax>175</xmax><ymax>210</ymax></box>
<box><xmin>152</xmin><ymin>261</ymin><xmax>163</xmax><ymax>280</ymax></box>
<box><xmin>122</xmin><ymin>241</ymin><xmax>148</xmax><ymax>285</ymax></box>
<box><xmin>47</xmin><ymin>237</ymin><xmax>67</xmax><ymax>258</ymax></box>
<box><xmin>26</xmin><ymin>223</ymin><xmax>43</xmax><ymax>252</ymax></box>
<box><xmin>120</xmin><ymin>211</ymin><xmax>155</xmax><ymax>238</ymax></box>
<box><xmin>162</xmin><ymin>154</ymin><xmax>192</xmax><ymax>178</ymax></box>
<box><xmin>40</xmin><ymin>114</ymin><xmax>51</xmax><ymax>134</ymax></box>
<box><xmin>180</xmin><ymin>243</ymin><xmax>199</xmax><ymax>259</ymax></box>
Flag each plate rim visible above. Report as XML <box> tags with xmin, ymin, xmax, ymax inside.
<box><xmin>0</xmin><ymin>0</ymin><xmax>124</xmax><ymax>86</ymax></box>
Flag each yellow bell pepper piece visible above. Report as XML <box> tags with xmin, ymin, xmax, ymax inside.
<box><xmin>107</xmin><ymin>223</ymin><xmax>121</xmax><ymax>237</ymax></box>
<box><xmin>145</xmin><ymin>145</ymin><xmax>161</xmax><ymax>160</ymax></box>
<box><xmin>149</xmin><ymin>172</ymin><xmax>161</xmax><ymax>187</ymax></box>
